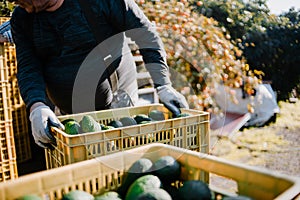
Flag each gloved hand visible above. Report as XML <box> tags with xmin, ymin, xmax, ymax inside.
<box><xmin>29</xmin><ymin>105</ymin><xmax>64</xmax><ymax>148</ymax></box>
<box><xmin>157</xmin><ymin>85</ymin><xmax>189</xmax><ymax>117</ymax></box>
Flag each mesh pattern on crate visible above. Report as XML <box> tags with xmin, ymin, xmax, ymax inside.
<box><xmin>2</xmin><ymin>43</ymin><xmax>21</xmax><ymax>107</ymax></box>
<box><xmin>12</xmin><ymin>106</ymin><xmax>31</xmax><ymax>163</ymax></box>
<box><xmin>0</xmin><ymin>78</ymin><xmax>17</xmax><ymax>181</ymax></box>
<box><xmin>0</xmin><ymin>81</ymin><xmax>11</xmax><ymax>122</ymax></box>
<box><xmin>45</xmin><ymin>105</ymin><xmax>210</xmax><ymax>170</ymax></box>
<box><xmin>0</xmin><ymin>120</ymin><xmax>18</xmax><ymax>182</ymax></box>
<box><xmin>2</xmin><ymin>144</ymin><xmax>299</xmax><ymax>200</ymax></box>
<box><xmin>0</xmin><ymin>160</ymin><xmax>18</xmax><ymax>182</ymax></box>
<box><xmin>1</xmin><ymin>18</ymin><xmax>31</xmax><ymax>164</ymax></box>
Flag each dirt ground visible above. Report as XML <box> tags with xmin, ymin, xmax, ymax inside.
<box><xmin>209</xmin><ymin>100</ymin><xmax>300</xmax><ymax>195</ymax></box>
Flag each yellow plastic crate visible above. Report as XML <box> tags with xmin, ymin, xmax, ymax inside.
<box><xmin>0</xmin><ymin>80</ymin><xmax>18</xmax><ymax>182</ymax></box>
<box><xmin>45</xmin><ymin>104</ymin><xmax>210</xmax><ymax>170</ymax></box>
<box><xmin>1</xmin><ymin>143</ymin><xmax>300</xmax><ymax>200</ymax></box>
<box><xmin>12</xmin><ymin>105</ymin><xmax>31</xmax><ymax>163</ymax></box>
<box><xmin>1</xmin><ymin>17</ymin><xmax>32</xmax><ymax>164</ymax></box>
<box><xmin>0</xmin><ymin>120</ymin><xmax>18</xmax><ymax>182</ymax></box>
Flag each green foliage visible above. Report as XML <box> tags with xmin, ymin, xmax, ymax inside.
<box><xmin>0</xmin><ymin>0</ymin><xmax>15</xmax><ymax>16</ymax></box>
<box><xmin>191</xmin><ymin>0</ymin><xmax>274</xmax><ymax>42</ymax></box>
<box><xmin>243</xmin><ymin>12</ymin><xmax>300</xmax><ymax>100</ymax></box>
<box><xmin>139</xmin><ymin>0</ymin><xmax>261</xmax><ymax>112</ymax></box>
<box><xmin>191</xmin><ymin>0</ymin><xmax>300</xmax><ymax>100</ymax></box>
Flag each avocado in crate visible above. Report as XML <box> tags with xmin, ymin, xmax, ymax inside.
<box><xmin>45</xmin><ymin>104</ymin><xmax>210</xmax><ymax>169</ymax></box>
<box><xmin>80</xmin><ymin>115</ymin><xmax>102</xmax><ymax>133</ymax></box>
<box><xmin>63</xmin><ymin>115</ymin><xmax>103</xmax><ymax>135</ymax></box>
<box><xmin>117</xmin><ymin>158</ymin><xmax>153</xmax><ymax>197</ymax></box>
<box><xmin>94</xmin><ymin>191</ymin><xmax>122</xmax><ymax>200</ymax></box>
<box><xmin>62</xmin><ymin>190</ymin><xmax>94</xmax><ymax>200</ymax></box>
<box><xmin>0</xmin><ymin>144</ymin><xmax>299</xmax><ymax>200</ymax></box>
<box><xmin>107</xmin><ymin>120</ymin><xmax>123</xmax><ymax>128</ymax></box>
<box><xmin>133</xmin><ymin>114</ymin><xmax>153</xmax><ymax>124</ymax></box>
<box><xmin>64</xmin><ymin>120</ymin><xmax>81</xmax><ymax>135</ymax></box>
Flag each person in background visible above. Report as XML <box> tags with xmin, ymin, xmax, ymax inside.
<box><xmin>10</xmin><ymin>0</ymin><xmax>189</xmax><ymax>148</ymax></box>
<box><xmin>0</xmin><ymin>20</ymin><xmax>13</xmax><ymax>43</ymax></box>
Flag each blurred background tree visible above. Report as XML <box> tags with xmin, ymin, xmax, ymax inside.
<box><xmin>138</xmin><ymin>0</ymin><xmax>262</xmax><ymax>112</ymax></box>
<box><xmin>243</xmin><ymin>10</ymin><xmax>300</xmax><ymax>100</ymax></box>
<box><xmin>191</xmin><ymin>0</ymin><xmax>300</xmax><ymax>100</ymax></box>
<box><xmin>0</xmin><ymin>0</ymin><xmax>15</xmax><ymax>16</ymax></box>
<box><xmin>1</xmin><ymin>0</ymin><xmax>299</xmax><ymax>107</ymax></box>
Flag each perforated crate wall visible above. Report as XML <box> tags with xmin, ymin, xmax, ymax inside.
<box><xmin>1</xmin><ymin>144</ymin><xmax>300</xmax><ymax>200</ymax></box>
<box><xmin>2</xmin><ymin>43</ymin><xmax>31</xmax><ymax>163</ymax></box>
<box><xmin>0</xmin><ymin>81</ymin><xmax>18</xmax><ymax>182</ymax></box>
<box><xmin>0</xmin><ymin>18</ymin><xmax>32</xmax><ymax>164</ymax></box>
<box><xmin>45</xmin><ymin>104</ymin><xmax>210</xmax><ymax>172</ymax></box>
<box><xmin>12</xmin><ymin>106</ymin><xmax>31</xmax><ymax>163</ymax></box>
<box><xmin>0</xmin><ymin>120</ymin><xmax>17</xmax><ymax>182</ymax></box>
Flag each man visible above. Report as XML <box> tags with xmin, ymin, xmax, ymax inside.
<box><xmin>10</xmin><ymin>0</ymin><xmax>188</xmax><ymax>148</ymax></box>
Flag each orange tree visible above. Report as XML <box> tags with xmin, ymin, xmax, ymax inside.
<box><xmin>191</xmin><ymin>0</ymin><xmax>300</xmax><ymax>100</ymax></box>
<box><xmin>0</xmin><ymin>0</ymin><xmax>14</xmax><ymax>16</ymax></box>
<box><xmin>137</xmin><ymin>0</ymin><xmax>262</xmax><ymax>112</ymax></box>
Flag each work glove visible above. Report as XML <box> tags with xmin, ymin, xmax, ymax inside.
<box><xmin>29</xmin><ymin>105</ymin><xmax>64</xmax><ymax>149</ymax></box>
<box><xmin>157</xmin><ymin>85</ymin><xmax>189</xmax><ymax>117</ymax></box>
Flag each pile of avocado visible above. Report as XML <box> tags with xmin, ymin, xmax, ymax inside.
<box><xmin>18</xmin><ymin>156</ymin><xmax>208</xmax><ymax>200</ymax></box>
<box><xmin>115</xmin><ymin>156</ymin><xmax>212</xmax><ymax>200</ymax></box>
<box><xmin>62</xmin><ymin>115</ymin><xmax>102</xmax><ymax>135</ymax></box>
<box><xmin>17</xmin><ymin>155</ymin><xmax>253</xmax><ymax>200</ymax></box>
<box><xmin>62</xmin><ymin>110</ymin><xmax>191</xmax><ymax>135</ymax></box>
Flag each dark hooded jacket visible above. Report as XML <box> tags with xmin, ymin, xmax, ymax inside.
<box><xmin>11</xmin><ymin>0</ymin><xmax>170</xmax><ymax>114</ymax></box>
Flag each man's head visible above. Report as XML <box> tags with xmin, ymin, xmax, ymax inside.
<box><xmin>8</xmin><ymin>0</ymin><xmax>62</xmax><ymax>13</ymax></box>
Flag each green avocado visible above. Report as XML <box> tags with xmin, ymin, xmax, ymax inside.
<box><xmin>117</xmin><ymin>158</ymin><xmax>153</xmax><ymax>198</ymax></box>
<box><xmin>149</xmin><ymin>110</ymin><xmax>165</xmax><ymax>121</ymax></box>
<box><xmin>62</xmin><ymin>190</ymin><xmax>94</xmax><ymax>200</ymax></box>
<box><xmin>79</xmin><ymin>115</ymin><xmax>101</xmax><ymax>133</ymax></box>
<box><xmin>178</xmin><ymin>180</ymin><xmax>211</xmax><ymax>200</ymax></box>
<box><xmin>16</xmin><ymin>194</ymin><xmax>43</xmax><ymax>200</ymax></box>
<box><xmin>139</xmin><ymin>121</ymin><xmax>152</xmax><ymax>124</ymax></box>
<box><xmin>119</xmin><ymin>117</ymin><xmax>137</xmax><ymax>127</ymax></box>
<box><xmin>100</xmin><ymin>124</ymin><xmax>115</xmax><ymax>130</ymax></box>
<box><xmin>175</xmin><ymin>113</ymin><xmax>191</xmax><ymax>118</ymax></box>
<box><xmin>64</xmin><ymin>121</ymin><xmax>81</xmax><ymax>135</ymax></box>
<box><xmin>136</xmin><ymin>188</ymin><xmax>172</xmax><ymax>200</ymax></box>
<box><xmin>61</xmin><ymin>118</ymin><xmax>77</xmax><ymax>125</ymax></box>
<box><xmin>125</xmin><ymin>175</ymin><xmax>161</xmax><ymax>200</ymax></box>
<box><xmin>94</xmin><ymin>191</ymin><xmax>122</xmax><ymax>200</ymax></box>
<box><xmin>108</xmin><ymin>120</ymin><xmax>123</xmax><ymax>128</ymax></box>
<box><xmin>152</xmin><ymin>156</ymin><xmax>181</xmax><ymax>184</ymax></box>
<box><xmin>134</xmin><ymin>114</ymin><xmax>153</xmax><ymax>124</ymax></box>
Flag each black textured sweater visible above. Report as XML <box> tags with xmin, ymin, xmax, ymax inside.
<box><xmin>11</xmin><ymin>0</ymin><xmax>170</xmax><ymax>113</ymax></box>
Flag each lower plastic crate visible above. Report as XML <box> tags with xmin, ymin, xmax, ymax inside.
<box><xmin>45</xmin><ymin>104</ymin><xmax>210</xmax><ymax>170</ymax></box>
<box><xmin>0</xmin><ymin>143</ymin><xmax>299</xmax><ymax>200</ymax></box>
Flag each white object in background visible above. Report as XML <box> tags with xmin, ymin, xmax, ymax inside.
<box><xmin>213</xmin><ymin>83</ymin><xmax>280</xmax><ymax>127</ymax></box>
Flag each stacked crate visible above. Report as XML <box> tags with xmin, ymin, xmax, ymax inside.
<box><xmin>0</xmin><ymin>18</ymin><xmax>32</xmax><ymax>167</ymax></box>
<box><xmin>0</xmin><ymin>43</ymin><xmax>18</xmax><ymax>181</ymax></box>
